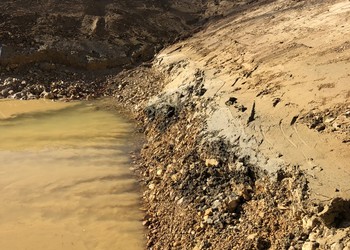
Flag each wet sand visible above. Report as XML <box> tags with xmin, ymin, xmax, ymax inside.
<box><xmin>0</xmin><ymin>100</ymin><xmax>144</xmax><ymax>250</ymax></box>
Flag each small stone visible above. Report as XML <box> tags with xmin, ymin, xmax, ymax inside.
<box><xmin>27</xmin><ymin>93</ymin><xmax>37</xmax><ymax>100</ymax></box>
<box><xmin>86</xmin><ymin>95</ymin><xmax>93</xmax><ymax>101</ymax></box>
<box><xmin>308</xmin><ymin>232</ymin><xmax>318</xmax><ymax>242</ymax></box>
<box><xmin>247</xmin><ymin>233</ymin><xmax>258</xmax><ymax>240</ymax></box>
<box><xmin>204</xmin><ymin>208</ymin><xmax>213</xmax><ymax>216</ymax></box>
<box><xmin>227</xmin><ymin>197</ymin><xmax>240</xmax><ymax>212</ymax></box>
<box><xmin>205</xmin><ymin>218</ymin><xmax>213</xmax><ymax>224</ymax></box>
<box><xmin>43</xmin><ymin>91</ymin><xmax>54</xmax><ymax>99</ymax></box>
<box><xmin>277</xmin><ymin>205</ymin><xmax>288</xmax><ymax>210</ymax></box>
<box><xmin>317</xmin><ymin>197</ymin><xmax>350</xmax><ymax>227</ymax></box>
<box><xmin>325</xmin><ymin>117</ymin><xmax>335</xmax><ymax>123</ymax></box>
<box><xmin>330</xmin><ymin>242</ymin><xmax>344</xmax><ymax>250</ymax></box>
<box><xmin>177</xmin><ymin>197</ymin><xmax>184</xmax><ymax>205</ymax></box>
<box><xmin>171</xmin><ymin>174</ymin><xmax>179</xmax><ymax>182</ymax></box>
<box><xmin>302</xmin><ymin>242</ymin><xmax>316</xmax><ymax>250</ymax></box>
<box><xmin>225</xmin><ymin>97</ymin><xmax>237</xmax><ymax>106</ymax></box>
<box><xmin>212</xmin><ymin>200</ymin><xmax>221</xmax><ymax>210</ymax></box>
<box><xmin>332</xmin><ymin>122</ymin><xmax>341</xmax><ymax>129</ymax></box>
<box><xmin>142</xmin><ymin>220</ymin><xmax>150</xmax><ymax>227</ymax></box>
<box><xmin>303</xmin><ymin>216</ymin><xmax>318</xmax><ymax>231</ymax></box>
<box><xmin>315</xmin><ymin>123</ymin><xmax>326</xmax><ymax>131</ymax></box>
<box><xmin>205</xmin><ymin>159</ymin><xmax>219</xmax><ymax>167</ymax></box>
<box><xmin>193</xmin><ymin>245</ymin><xmax>201</xmax><ymax>250</ymax></box>
<box><xmin>156</xmin><ymin>169</ymin><xmax>163</xmax><ymax>176</ymax></box>
<box><xmin>273</xmin><ymin>98</ymin><xmax>281</xmax><ymax>107</ymax></box>
<box><xmin>148</xmin><ymin>183</ymin><xmax>155</xmax><ymax>190</ymax></box>
<box><xmin>13</xmin><ymin>92</ymin><xmax>23</xmax><ymax>99</ymax></box>
<box><xmin>228</xmin><ymin>164</ymin><xmax>235</xmax><ymax>171</ymax></box>
<box><xmin>1</xmin><ymin>88</ymin><xmax>9</xmax><ymax>97</ymax></box>
<box><xmin>234</xmin><ymin>104</ymin><xmax>247</xmax><ymax>112</ymax></box>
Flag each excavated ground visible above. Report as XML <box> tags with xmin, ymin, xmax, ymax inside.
<box><xmin>1</xmin><ymin>0</ymin><xmax>350</xmax><ymax>249</ymax></box>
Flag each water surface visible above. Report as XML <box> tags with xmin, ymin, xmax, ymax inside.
<box><xmin>0</xmin><ymin>99</ymin><xmax>144</xmax><ymax>250</ymax></box>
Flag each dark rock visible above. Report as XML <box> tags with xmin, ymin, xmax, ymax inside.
<box><xmin>13</xmin><ymin>92</ymin><xmax>23</xmax><ymax>99</ymax></box>
<box><xmin>226</xmin><ymin>197</ymin><xmax>240</xmax><ymax>212</ymax></box>
<box><xmin>1</xmin><ymin>88</ymin><xmax>10</xmax><ymax>97</ymax></box>
<box><xmin>273</xmin><ymin>98</ymin><xmax>281</xmax><ymax>107</ymax></box>
<box><xmin>315</xmin><ymin>123</ymin><xmax>326</xmax><ymax>131</ymax></box>
<box><xmin>195</xmin><ymin>88</ymin><xmax>207</xmax><ymax>97</ymax></box>
<box><xmin>318</xmin><ymin>198</ymin><xmax>350</xmax><ymax>228</ymax></box>
<box><xmin>225</xmin><ymin>97</ymin><xmax>237</xmax><ymax>106</ymax></box>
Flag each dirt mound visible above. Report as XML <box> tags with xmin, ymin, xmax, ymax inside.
<box><xmin>0</xmin><ymin>0</ymin><xmax>252</xmax><ymax>100</ymax></box>
<box><xmin>107</xmin><ymin>0</ymin><xmax>350</xmax><ymax>248</ymax></box>
<box><xmin>0</xmin><ymin>0</ymin><xmax>224</xmax><ymax>71</ymax></box>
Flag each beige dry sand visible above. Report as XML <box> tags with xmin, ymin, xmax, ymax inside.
<box><xmin>154</xmin><ymin>0</ymin><xmax>350</xmax><ymax>203</ymax></box>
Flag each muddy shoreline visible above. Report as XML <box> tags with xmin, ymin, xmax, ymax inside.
<box><xmin>109</xmin><ymin>67</ymin><xmax>313</xmax><ymax>249</ymax></box>
<box><xmin>103</xmin><ymin>62</ymin><xmax>349</xmax><ymax>249</ymax></box>
<box><xmin>2</xmin><ymin>62</ymin><xmax>348</xmax><ymax>250</ymax></box>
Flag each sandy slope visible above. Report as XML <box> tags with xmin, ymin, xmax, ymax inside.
<box><xmin>154</xmin><ymin>0</ymin><xmax>350</xmax><ymax>203</ymax></box>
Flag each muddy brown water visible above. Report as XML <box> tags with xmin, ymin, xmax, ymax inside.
<box><xmin>0</xmin><ymin>99</ymin><xmax>144</xmax><ymax>250</ymax></box>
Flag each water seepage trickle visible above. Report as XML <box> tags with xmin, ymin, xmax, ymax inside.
<box><xmin>0</xmin><ymin>99</ymin><xmax>145</xmax><ymax>250</ymax></box>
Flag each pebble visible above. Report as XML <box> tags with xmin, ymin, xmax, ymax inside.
<box><xmin>205</xmin><ymin>159</ymin><xmax>219</xmax><ymax>167</ymax></box>
<box><xmin>325</xmin><ymin>117</ymin><xmax>335</xmax><ymax>123</ymax></box>
<box><xmin>247</xmin><ymin>233</ymin><xmax>258</xmax><ymax>240</ymax></box>
<box><xmin>177</xmin><ymin>197</ymin><xmax>184</xmax><ymax>205</ymax></box>
<box><xmin>142</xmin><ymin>220</ymin><xmax>150</xmax><ymax>226</ymax></box>
<box><xmin>227</xmin><ymin>197</ymin><xmax>240</xmax><ymax>212</ymax></box>
<box><xmin>205</xmin><ymin>218</ymin><xmax>213</xmax><ymax>224</ymax></box>
<box><xmin>302</xmin><ymin>216</ymin><xmax>318</xmax><ymax>231</ymax></box>
<box><xmin>156</xmin><ymin>169</ymin><xmax>163</xmax><ymax>176</ymax></box>
<box><xmin>315</xmin><ymin>123</ymin><xmax>326</xmax><ymax>131</ymax></box>
<box><xmin>302</xmin><ymin>242</ymin><xmax>317</xmax><ymax>250</ymax></box>
<box><xmin>330</xmin><ymin>242</ymin><xmax>344</xmax><ymax>250</ymax></box>
<box><xmin>212</xmin><ymin>200</ymin><xmax>221</xmax><ymax>210</ymax></box>
<box><xmin>308</xmin><ymin>232</ymin><xmax>318</xmax><ymax>242</ymax></box>
<box><xmin>332</xmin><ymin>122</ymin><xmax>341</xmax><ymax>129</ymax></box>
<box><xmin>204</xmin><ymin>208</ymin><xmax>213</xmax><ymax>216</ymax></box>
<box><xmin>1</xmin><ymin>88</ymin><xmax>9</xmax><ymax>97</ymax></box>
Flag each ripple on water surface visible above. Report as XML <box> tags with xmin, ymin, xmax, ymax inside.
<box><xmin>0</xmin><ymin>99</ymin><xmax>144</xmax><ymax>250</ymax></box>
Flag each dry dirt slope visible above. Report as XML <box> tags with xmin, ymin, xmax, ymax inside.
<box><xmin>128</xmin><ymin>0</ymin><xmax>350</xmax><ymax>249</ymax></box>
<box><xmin>0</xmin><ymin>0</ymin><xmax>201</xmax><ymax>70</ymax></box>
<box><xmin>155</xmin><ymin>0</ymin><xmax>350</xmax><ymax>202</ymax></box>
<box><xmin>0</xmin><ymin>0</ymin><xmax>257</xmax><ymax>100</ymax></box>
<box><xmin>0</xmin><ymin>0</ymin><xmax>253</xmax><ymax>71</ymax></box>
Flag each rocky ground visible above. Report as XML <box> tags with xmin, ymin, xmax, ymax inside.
<box><xmin>1</xmin><ymin>0</ymin><xmax>350</xmax><ymax>249</ymax></box>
